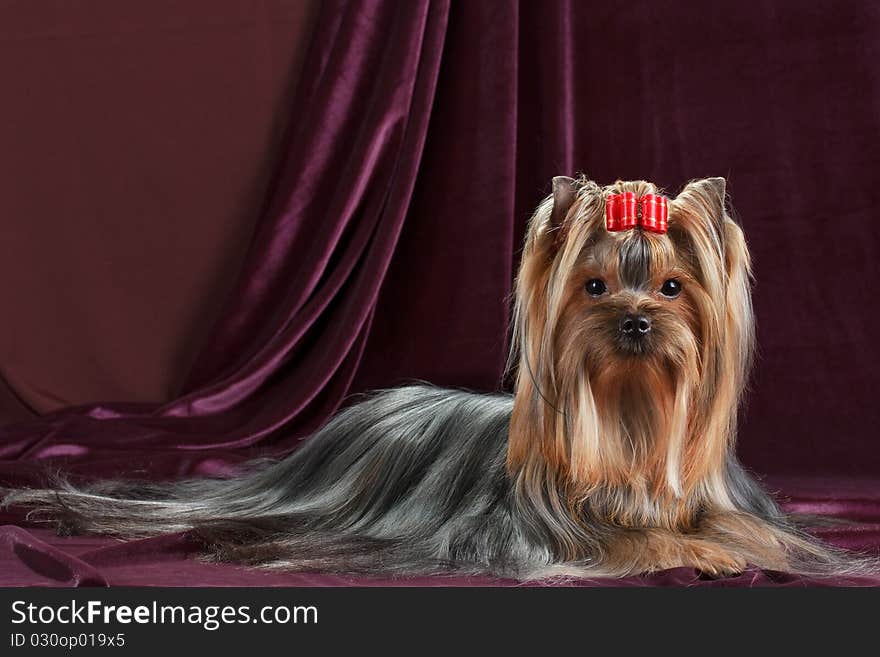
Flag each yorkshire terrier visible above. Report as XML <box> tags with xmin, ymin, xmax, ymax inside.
<box><xmin>4</xmin><ymin>176</ymin><xmax>870</xmax><ymax>579</ymax></box>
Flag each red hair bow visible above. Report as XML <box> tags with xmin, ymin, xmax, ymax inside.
<box><xmin>605</xmin><ymin>192</ymin><xmax>668</xmax><ymax>234</ymax></box>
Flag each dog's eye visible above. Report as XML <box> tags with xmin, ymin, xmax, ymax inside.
<box><xmin>585</xmin><ymin>279</ymin><xmax>607</xmax><ymax>296</ymax></box>
<box><xmin>660</xmin><ymin>279</ymin><xmax>682</xmax><ymax>298</ymax></box>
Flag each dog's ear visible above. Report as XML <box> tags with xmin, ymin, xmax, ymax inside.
<box><xmin>550</xmin><ymin>176</ymin><xmax>577</xmax><ymax>229</ymax></box>
<box><xmin>548</xmin><ymin>176</ymin><xmax>578</xmax><ymax>248</ymax></box>
<box><xmin>675</xmin><ymin>177</ymin><xmax>727</xmax><ymax>236</ymax></box>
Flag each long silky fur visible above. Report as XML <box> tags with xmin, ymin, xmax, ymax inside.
<box><xmin>4</xmin><ymin>176</ymin><xmax>875</xmax><ymax>580</ymax></box>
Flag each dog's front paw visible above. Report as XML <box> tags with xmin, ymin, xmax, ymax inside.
<box><xmin>686</xmin><ymin>543</ymin><xmax>746</xmax><ymax>578</ymax></box>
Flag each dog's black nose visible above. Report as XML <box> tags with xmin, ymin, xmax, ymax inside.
<box><xmin>620</xmin><ymin>314</ymin><xmax>651</xmax><ymax>337</ymax></box>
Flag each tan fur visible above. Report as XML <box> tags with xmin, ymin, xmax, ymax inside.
<box><xmin>506</xmin><ymin>176</ymin><xmax>797</xmax><ymax>573</ymax></box>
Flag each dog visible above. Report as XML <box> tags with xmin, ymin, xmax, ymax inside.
<box><xmin>4</xmin><ymin>176</ymin><xmax>869</xmax><ymax>580</ymax></box>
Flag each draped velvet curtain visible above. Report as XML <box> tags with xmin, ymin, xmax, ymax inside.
<box><xmin>0</xmin><ymin>1</ymin><xmax>320</xmax><ymax>417</ymax></box>
<box><xmin>2</xmin><ymin>0</ymin><xmax>879</xmax><ymax>484</ymax></box>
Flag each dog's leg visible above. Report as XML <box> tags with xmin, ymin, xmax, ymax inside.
<box><xmin>598</xmin><ymin>527</ymin><xmax>747</xmax><ymax>577</ymax></box>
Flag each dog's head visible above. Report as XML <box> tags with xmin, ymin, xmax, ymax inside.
<box><xmin>508</xmin><ymin>176</ymin><xmax>754</xmax><ymax>503</ymax></box>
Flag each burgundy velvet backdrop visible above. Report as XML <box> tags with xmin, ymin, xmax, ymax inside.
<box><xmin>0</xmin><ymin>0</ymin><xmax>319</xmax><ymax>416</ymax></box>
<box><xmin>2</xmin><ymin>0</ymin><xmax>879</xmax><ymax>586</ymax></box>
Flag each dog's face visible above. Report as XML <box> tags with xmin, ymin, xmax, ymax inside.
<box><xmin>555</xmin><ymin>225</ymin><xmax>702</xmax><ymax>382</ymax></box>
<box><xmin>524</xmin><ymin>178</ymin><xmax>742</xmax><ymax>398</ymax></box>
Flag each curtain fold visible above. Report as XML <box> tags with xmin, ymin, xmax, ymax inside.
<box><xmin>0</xmin><ymin>0</ymin><xmax>453</xmax><ymax>467</ymax></box>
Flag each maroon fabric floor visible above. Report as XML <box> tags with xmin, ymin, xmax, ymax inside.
<box><xmin>2</xmin><ymin>474</ymin><xmax>878</xmax><ymax>587</ymax></box>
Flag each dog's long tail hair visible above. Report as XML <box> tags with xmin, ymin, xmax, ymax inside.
<box><xmin>3</xmin><ymin>386</ymin><xmax>524</xmax><ymax>577</ymax></box>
